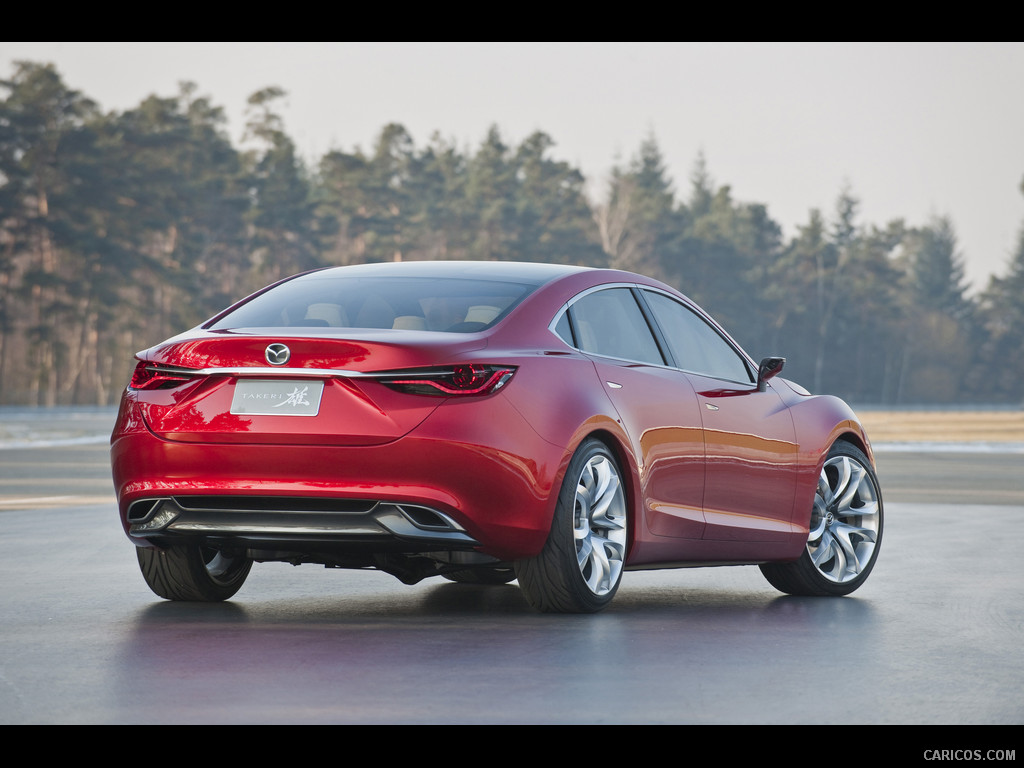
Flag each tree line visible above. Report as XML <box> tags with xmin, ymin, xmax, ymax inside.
<box><xmin>2</xmin><ymin>61</ymin><xmax>1022</xmax><ymax>406</ymax></box>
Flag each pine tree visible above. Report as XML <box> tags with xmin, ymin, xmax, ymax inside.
<box><xmin>242</xmin><ymin>87</ymin><xmax>317</xmax><ymax>281</ymax></box>
<box><xmin>974</xmin><ymin>178</ymin><xmax>1024</xmax><ymax>402</ymax></box>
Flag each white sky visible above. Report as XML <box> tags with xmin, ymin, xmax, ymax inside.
<box><xmin>3</xmin><ymin>41</ymin><xmax>1023</xmax><ymax>292</ymax></box>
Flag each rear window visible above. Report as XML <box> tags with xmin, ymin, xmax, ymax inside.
<box><xmin>207</xmin><ymin>275</ymin><xmax>537</xmax><ymax>333</ymax></box>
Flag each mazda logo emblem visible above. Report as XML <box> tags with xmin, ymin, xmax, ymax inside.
<box><xmin>265</xmin><ymin>343</ymin><xmax>291</xmax><ymax>366</ymax></box>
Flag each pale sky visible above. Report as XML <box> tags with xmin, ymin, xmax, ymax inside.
<box><xmin>4</xmin><ymin>42</ymin><xmax>1023</xmax><ymax>292</ymax></box>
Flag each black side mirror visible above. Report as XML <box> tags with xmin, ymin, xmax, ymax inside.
<box><xmin>757</xmin><ymin>357</ymin><xmax>786</xmax><ymax>392</ymax></box>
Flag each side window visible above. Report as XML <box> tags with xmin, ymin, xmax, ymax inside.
<box><xmin>553</xmin><ymin>312</ymin><xmax>574</xmax><ymax>347</ymax></box>
<box><xmin>569</xmin><ymin>288</ymin><xmax>664</xmax><ymax>365</ymax></box>
<box><xmin>643</xmin><ymin>290</ymin><xmax>753</xmax><ymax>383</ymax></box>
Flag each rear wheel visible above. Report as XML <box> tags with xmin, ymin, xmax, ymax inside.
<box><xmin>137</xmin><ymin>542</ymin><xmax>252</xmax><ymax>601</ymax></box>
<box><xmin>761</xmin><ymin>441</ymin><xmax>882</xmax><ymax>596</ymax></box>
<box><xmin>516</xmin><ymin>438</ymin><xmax>628</xmax><ymax>613</ymax></box>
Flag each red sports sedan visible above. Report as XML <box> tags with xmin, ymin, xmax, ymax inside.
<box><xmin>111</xmin><ymin>261</ymin><xmax>882</xmax><ymax>612</ymax></box>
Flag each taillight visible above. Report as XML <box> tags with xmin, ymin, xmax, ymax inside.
<box><xmin>128</xmin><ymin>362</ymin><xmax>195</xmax><ymax>390</ymax></box>
<box><xmin>377</xmin><ymin>364</ymin><xmax>515</xmax><ymax>396</ymax></box>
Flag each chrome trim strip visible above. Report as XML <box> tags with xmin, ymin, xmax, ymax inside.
<box><xmin>146</xmin><ymin>365</ymin><xmax>371</xmax><ymax>379</ymax></box>
<box><xmin>169</xmin><ymin>521</ymin><xmax>384</xmax><ymax>535</ymax></box>
<box><xmin>145</xmin><ymin>365</ymin><xmax>472</xmax><ymax>380</ymax></box>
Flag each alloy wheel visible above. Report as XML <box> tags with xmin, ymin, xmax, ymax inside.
<box><xmin>808</xmin><ymin>453</ymin><xmax>881</xmax><ymax>583</ymax></box>
<box><xmin>572</xmin><ymin>454</ymin><xmax>627</xmax><ymax>596</ymax></box>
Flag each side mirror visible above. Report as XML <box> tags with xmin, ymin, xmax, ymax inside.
<box><xmin>757</xmin><ymin>356</ymin><xmax>786</xmax><ymax>392</ymax></box>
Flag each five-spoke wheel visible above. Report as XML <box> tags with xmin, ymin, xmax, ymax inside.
<box><xmin>761</xmin><ymin>441</ymin><xmax>882</xmax><ymax>596</ymax></box>
<box><xmin>571</xmin><ymin>451</ymin><xmax>627</xmax><ymax>596</ymax></box>
<box><xmin>516</xmin><ymin>438</ymin><xmax>628</xmax><ymax>612</ymax></box>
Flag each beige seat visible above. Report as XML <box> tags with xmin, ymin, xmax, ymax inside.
<box><xmin>393</xmin><ymin>315</ymin><xmax>427</xmax><ymax>330</ymax></box>
<box><xmin>304</xmin><ymin>303</ymin><xmax>347</xmax><ymax>327</ymax></box>
<box><xmin>464</xmin><ymin>305</ymin><xmax>500</xmax><ymax>324</ymax></box>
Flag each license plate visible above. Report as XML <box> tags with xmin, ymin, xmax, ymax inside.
<box><xmin>230</xmin><ymin>379</ymin><xmax>324</xmax><ymax>416</ymax></box>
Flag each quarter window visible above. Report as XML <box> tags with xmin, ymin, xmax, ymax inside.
<box><xmin>553</xmin><ymin>312</ymin><xmax>575</xmax><ymax>347</ymax></box>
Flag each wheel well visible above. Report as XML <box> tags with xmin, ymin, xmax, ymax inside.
<box><xmin>833</xmin><ymin>431</ymin><xmax>870</xmax><ymax>460</ymax></box>
<box><xmin>581</xmin><ymin>428</ymin><xmax>630</xmax><ymax>477</ymax></box>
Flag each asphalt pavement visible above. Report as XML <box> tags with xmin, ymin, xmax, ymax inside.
<box><xmin>1</xmin><ymin>407</ymin><xmax>1022</xmax><ymax>725</ymax></box>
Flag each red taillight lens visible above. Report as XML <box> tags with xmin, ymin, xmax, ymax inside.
<box><xmin>128</xmin><ymin>362</ymin><xmax>195</xmax><ymax>390</ymax></box>
<box><xmin>378</xmin><ymin>364</ymin><xmax>515</xmax><ymax>396</ymax></box>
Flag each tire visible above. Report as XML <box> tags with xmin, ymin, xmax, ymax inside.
<box><xmin>137</xmin><ymin>542</ymin><xmax>252</xmax><ymax>601</ymax></box>
<box><xmin>515</xmin><ymin>438</ymin><xmax>628</xmax><ymax>613</ymax></box>
<box><xmin>443</xmin><ymin>567</ymin><xmax>518</xmax><ymax>585</ymax></box>
<box><xmin>761</xmin><ymin>441</ymin><xmax>883</xmax><ymax>596</ymax></box>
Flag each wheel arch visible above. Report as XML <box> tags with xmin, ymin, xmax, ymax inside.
<box><xmin>555</xmin><ymin>423</ymin><xmax>642</xmax><ymax>561</ymax></box>
<box><xmin>832</xmin><ymin>429</ymin><xmax>872</xmax><ymax>463</ymax></box>
<box><xmin>800</xmin><ymin>427</ymin><xmax>877</xmax><ymax>524</ymax></box>
<box><xmin>786</xmin><ymin>394</ymin><xmax>879</xmax><ymax>531</ymax></box>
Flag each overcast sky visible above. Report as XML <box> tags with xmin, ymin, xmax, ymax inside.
<box><xmin>4</xmin><ymin>42</ymin><xmax>1023</xmax><ymax>292</ymax></box>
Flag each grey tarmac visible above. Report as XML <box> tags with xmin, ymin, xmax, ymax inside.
<box><xmin>0</xmin><ymin>408</ymin><xmax>1021</xmax><ymax>724</ymax></box>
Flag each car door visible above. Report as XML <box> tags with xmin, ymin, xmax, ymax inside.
<box><xmin>640</xmin><ymin>289</ymin><xmax>799</xmax><ymax>543</ymax></box>
<box><xmin>560</xmin><ymin>286</ymin><xmax>707</xmax><ymax>540</ymax></box>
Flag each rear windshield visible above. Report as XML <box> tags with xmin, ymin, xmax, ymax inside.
<box><xmin>207</xmin><ymin>275</ymin><xmax>537</xmax><ymax>333</ymax></box>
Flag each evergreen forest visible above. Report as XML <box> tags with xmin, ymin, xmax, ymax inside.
<box><xmin>2</xmin><ymin>61</ymin><xmax>1023</xmax><ymax>407</ymax></box>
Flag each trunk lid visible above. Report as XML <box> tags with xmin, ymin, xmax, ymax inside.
<box><xmin>135</xmin><ymin>329</ymin><xmax>487</xmax><ymax>446</ymax></box>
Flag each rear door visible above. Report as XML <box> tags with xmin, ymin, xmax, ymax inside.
<box><xmin>563</xmin><ymin>286</ymin><xmax>707</xmax><ymax>539</ymax></box>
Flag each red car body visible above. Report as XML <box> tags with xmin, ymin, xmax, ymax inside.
<box><xmin>111</xmin><ymin>261</ymin><xmax>882</xmax><ymax>611</ymax></box>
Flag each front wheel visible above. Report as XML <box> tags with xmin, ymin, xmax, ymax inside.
<box><xmin>761</xmin><ymin>441</ymin><xmax>883</xmax><ymax>596</ymax></box>
<box><xmin>516</xmin><ymin>438</ymin><xmax>628</xmax><ymax>613</ymax></box>
<box><xmin>137</xmin><ymin>542</ymin><xmax>252</xmax><ymax>601</ymax></box>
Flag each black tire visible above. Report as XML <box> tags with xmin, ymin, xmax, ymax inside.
<box><xmin>760</xmin><ymin>441</ymin><xmax>883</xmax><ymax>596</ymax></box>
<box><xmin>443</xmin><ymin>567</ymin><xmax>518</xmax><ymax>585</ymax></box>
<box><xmin>137</xmin><ymin>542</ymin><xmax>252</xmax><ymax>601</ymax></box>
<box><xmin>515</xmin><ymin>438</ymin><xmax>628</xmax><ymax>613</ymax></box>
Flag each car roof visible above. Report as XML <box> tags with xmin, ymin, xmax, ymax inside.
<box><xmin>299</xmin><ymin>260</ymin><xmax>595</xmax><ymax>286</ymax></box>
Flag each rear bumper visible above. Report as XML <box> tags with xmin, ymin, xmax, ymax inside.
<box><xmin>110</xmin><ymin>393</ymin><xmax>565</xmax><ymax>561</ymax></box>
<box><xmin>126</xmin><ymin>495</ymin><xmax>478</xmax><ymax>549</ymax></box>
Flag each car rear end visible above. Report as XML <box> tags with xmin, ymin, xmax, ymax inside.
<box><xmin>110</xmin><ymin>264</ymin><xmax>579</xmax><ymax>579</ymax></box>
